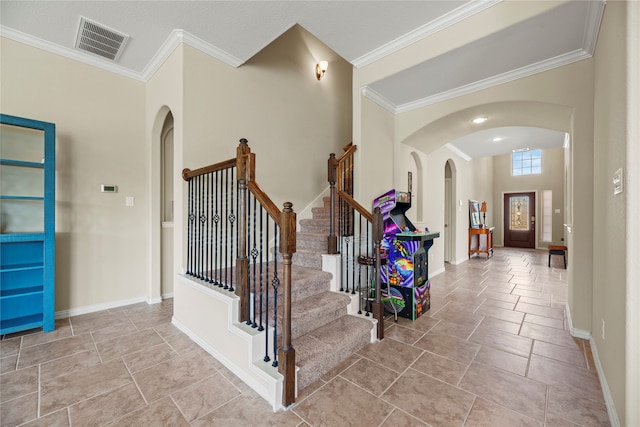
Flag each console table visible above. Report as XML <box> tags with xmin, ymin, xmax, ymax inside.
<box><xmin>468</xmin><ymin>227</ymin><xmax>494</xmax><ymax>259</ymax></box>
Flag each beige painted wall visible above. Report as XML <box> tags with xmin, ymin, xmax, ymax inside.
<box><xmin>182</xmin><ymin>25</ymin><xmax>353</xmax><ymax>213</ymax></box>
<box><xmin>352</xmin><ymin>2</ymin><xmax>638</xmax><ymax>424</ymax></box>
<box><xmin>146</xmin><ymin>45</ymin><xmax>184</xmax><ymax>302</ymax></box>
<box><xmin>492</xmin><ymin>148</ymin><xmax>565</xmax><ymax>248</ymax></box>
<box><xmin>592</xmin><ymin>1</ymin><xmax>629</xmax><ymax>424</ymax></box>
<box><xmin>1</xmin><ymin>37</ymin><xmax>148</xmax><ymax>313</ymax></box>
<box><xmin>355</xmin><ymin>3</ymin><xmax>595</xmax><ymax>336</ymax></box>
<box><xmin>625</xmin><ymin>2</ymin><xmax>640</xmax><ymax>425</ymax></box>
<box><xmin>0</xmin><ymin>24</ymin><xmax>352</xmax><ymax>313</ymax></box>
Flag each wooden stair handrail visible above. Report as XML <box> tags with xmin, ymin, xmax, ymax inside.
<box><xmin>328</xmin><ymin>143</ymin><xmax>363</xmax><ymax>253</ymax></box>
<box><xmin>247</xmin><ymin>181</ymin><xmax>283</xmax><ymax>225</ymax></box>
<box><xmin>336</xmin><ymin>189</ymin><xmax>372</xmax><ymax>223</ymax></box>
<box><xmin>182</xmin><ymin>138</ymin><xmax>296</xmax><ymax>407</ymax></box>
<box><xmin>182</xmin><ymin>158</ymin><xmax>236</xmax><ymax>181</ymax></box>
<box><xmin>337</xmin><ymin>142</ymin><xmax>356</xmax><ymax>163</ymax></box>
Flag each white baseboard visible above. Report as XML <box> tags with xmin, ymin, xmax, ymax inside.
<box><xmin>297</xmin><ymin>186</ymin><xmax>330</xmax><ymax>225</ymax></box>
<box><xmin>589</xmin><ymin>337</ymin><xmax>621</xmax><ymax>427</ymax></box>
<box><xmin>565</xmin><ymin>303</ymin><xmax>592</xmax><ymax>340</ymax></box>
<box><xmin>430</xmin><ymin>267</ymin><xmax>445</xmax><ymax>278</ymax></box>
<box><xmin>55</xmin><ymin>295</ymin><xmax>149</xmax><ymax>319</ymax></box>
<box><xmin>173</xmin><ymin>275</ymin><xmax>284</xmax><ymax>411</ymax></box>
<box><xmin>565</xmin><ymin>303</ymin><xmax>619</xmax><ymax>426</ymax></box>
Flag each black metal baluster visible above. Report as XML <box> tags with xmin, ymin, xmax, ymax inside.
<box><xmin>225</xmin><ymin>168</ymin><xmax>230</xmax><ymax>289</ymax></box>
<box><xmin>357</xmin><ymin>214</ymin><xmax>363</xmax><ymax>313</ymax></box>
<box><xmin>250</xmin><ymin>195</ymin><xmax>258</xmax><ymax>328</ymax></box>
<box><xmin>196</xmin><ymin>175</ymin><xmax>202</xmax><ymax>279</ymax></box>
<box><xmin>187</xmin><ymin>179</ymin><xmax>194</xmax><ymax>276</ymax></box>
<box><xmin>198</xmin><ymin>175</ymin><xmax>204</xmax><ymax>279</ymax></box>
<box><xmin>345</xmin><ymin>234</ymin><xmax>351</xmax><ymax>293</ymax></box>
<box><xmin>212</xmin><ymin>171</ymin><xmax>218</xmax><ymax>285</ymax></box>
<box><xmin>217</xmin><ymin>170</ymin><xmax>223</xmax><ymax>287</ymax></box>
<box><xmin>205</xmin><ymin>172</ymin><xmax>210</xmax><ymax>283</ymax></box>
<box><xmin>263</xmin><ymin>215</ymin><xmax>270</xmax><ymax>363</ymax></box>
<box><xmin>272</xmin><ymin>225</ymin><xmax>279</xmax><ymax>368</ymax></box>
<box><xmin>339</xmin><ymin>197</ymin><xmax>344</xmax><ymax>292</ymax></box>
<box><xmin>258</xmin><ymin>206</ymin><xmax>264</xmax><ymax>332</ymax></box>
<box><xmin>228</xmin><ymin>167</ymin><xmax>235</xmax><ymax>292</ymax></box>
<box><xmin>365</xmin><ymin>220</ymin><xmax>372</xmax><ymax>316</ymax></box>
<box><xmin>351</xmin><ymin>215</ymin><xmax>357</xmax><ymax>295</ymax></box>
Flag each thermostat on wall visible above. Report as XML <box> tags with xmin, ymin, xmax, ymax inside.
<box><xmin>101</xmin><ymin>184</ymin><xmax>118</xmax><ymax>193</ymax></box>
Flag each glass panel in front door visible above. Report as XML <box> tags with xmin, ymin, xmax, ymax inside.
<box><xmin>509</xmin><ymin>196</ymin><xmax>529</xmax><ymax>231</ymax></box>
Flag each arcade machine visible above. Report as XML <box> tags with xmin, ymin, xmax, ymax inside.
<box><xmin>372</xmin><ymin>188</ymin><xmax>439</xmax><ymax>320</ymax></box>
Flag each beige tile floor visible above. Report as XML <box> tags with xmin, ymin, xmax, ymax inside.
<box><xmin>0</xmin><ymin>248</ymin><xmax>610</xmax><ymax>426</ymax></box>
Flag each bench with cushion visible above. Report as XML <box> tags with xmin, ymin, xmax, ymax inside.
<box><xmin>548</xmin><ymin>245</ymin><xmax>568</xmax><ymax>268</ymax></box>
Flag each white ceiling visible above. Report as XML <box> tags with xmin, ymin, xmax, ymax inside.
<box><xmin>0</xmin><ymin>0</ymin><xmax>605</xmax><ymax>158</ymax></box>
<box><xmin>447</xmin><ymin>127</ymin><xmax>567</xmax><ymax>159</ymax></box>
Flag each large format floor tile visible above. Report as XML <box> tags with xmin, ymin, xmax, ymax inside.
<box><xmin>0</xmin><ymin>248</ymin><xmax>611</xmax><ymax>426</ymax></box>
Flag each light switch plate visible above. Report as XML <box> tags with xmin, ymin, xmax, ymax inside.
<box><xmin>125</xmin><ymin>196</ymin><xmax>134</xmax><ymax>207</ymax></box>
<box><xmin>613</xmin><ymin>168</ymin><xmax>623</xmax><ymax>195</ymax></box>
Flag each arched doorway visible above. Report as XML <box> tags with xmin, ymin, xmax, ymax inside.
<box><xmin>444</xmin><ymin>159</ymin><xmax>456</xmax><ymax>263</ymax></box>
<box><xmin>149</xmin><ymin>106</ymin><xmax>174</xmax><ymax>303</ymax></box>
<box><xmin>410</xmin><ymin>152</ymin><xmax>423</xmax><ymax>222</ymax></box>
<box><xmin>161</xmin><ymin>113</ymin><xmax>174</xmax><ymax>297</ymax></box>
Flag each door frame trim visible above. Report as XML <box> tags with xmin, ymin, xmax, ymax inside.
<box><xmin>502</xmin><ymin>189</ymin><xmax>538</xmax><ymax>248</ymax></box>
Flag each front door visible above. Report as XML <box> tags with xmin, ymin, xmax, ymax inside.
<box><xmin>503</xmin><ymin>192</ymin><xmax>536</xmax><ymax>248</ymax></box>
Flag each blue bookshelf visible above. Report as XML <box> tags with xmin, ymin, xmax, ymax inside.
<box><xmin>0</xmin><ymin>114</ymin><xmax>55</xmax><ymax>334</ymax></box>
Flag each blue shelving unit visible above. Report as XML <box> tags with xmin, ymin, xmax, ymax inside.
<box><xmin>0</xmin><ymin>114</ymin><xmax>55</xmax><ymax>334</ymax></box>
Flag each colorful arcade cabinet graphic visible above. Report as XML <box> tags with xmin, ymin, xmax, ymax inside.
<box><xmin>373</xmin><ymin>189</ymin><xmax>439</xmax><ymax>320</ymax></box>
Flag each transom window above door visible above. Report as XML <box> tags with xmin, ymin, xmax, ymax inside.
<box><xmin>512</xmin><ymin>149</ymin><xmax>542</xmax><ymax>176</ymax></box>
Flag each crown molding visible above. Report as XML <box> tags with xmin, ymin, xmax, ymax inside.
<box><xmin>582</xmin><ymin>0</ymin><xmax>606</xmax><ymax>54</ymax></box>
<box><xmin>2</xmin><ymin>25</ymin><xmax>245</xmax><ymax>83</ymax></box>
<box><xmin>1</xmin><ymin>25</ymin><xmax>145</xmax><ymax>81</ymax></box>
<box><xmin>360</xmin><ymin>87</ymin><xmax>397</xmax><ymax>114</ymax></box>
<box><xmin>352</xmin><ymin>0</ymin><xmax>501</xmax><ymax>69</ymax></box>
<box><xmin>388</xmin><ymin>49</ymin><xmax>592</xmax><ymax>114</ymax></box>
<box><xmin>140</xmin><ymin>30</ymin><xmax>183</xmax><ymax>81</ymax></box>
<box><xmin>181</xmin><ymin>30</ymin><xmax>244</xmax><ymax>68</ymax></box>
<box><xmin>445</xmin><ymin>144</ymin><xmax>472</xmax><ymax>162</ymax></box>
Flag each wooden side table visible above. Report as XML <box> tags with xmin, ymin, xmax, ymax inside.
<box><xmin>468</xmin><ymin>227</ymin><xmax>494</xmax><ymax>259</ymax></box>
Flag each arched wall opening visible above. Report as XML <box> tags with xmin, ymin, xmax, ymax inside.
<box><xmin>409</xmin><ymin>151</ymin><xmax>423</xmax><ymax>222</ymax></box>
<box><xmin>395</xmin><ymin>99</ymin><xmax>574</xmax><ymax>277</ymax></box>
<box><xmin>149</xmin><ymin>105</ymin><xmax>174</xmax><ymax>303</ymax></box>
<box><xmin>444</xmin><ymin>159</ymin><xmax>456</xmax><ymax>264</ymax></box>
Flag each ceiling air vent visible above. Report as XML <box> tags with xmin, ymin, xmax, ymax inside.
<box><xmin>75</xmin><ymin>17</ymin><xmax>129</xmax><ymax>62</ymax></box>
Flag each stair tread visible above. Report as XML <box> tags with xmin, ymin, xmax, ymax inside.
<box><xmin>294</xmin><ymin>315</ymin><xmax>372</xmax><ymax>359</ymax></box>
<box><xmin>293</xmin><ymin>315</ymin><xmax>373</xmax><ymax>389</ymax></box>
<box><xmin>284</xmin><ymin>291</ymin><xmax>351</xmax><ymax>340</ymax></box>
<box><xmin>291</xmin><ymin>291</ymin><xmax>350</xmax><ymax>316</ymax></box>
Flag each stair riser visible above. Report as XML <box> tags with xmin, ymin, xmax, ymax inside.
<box><xmin>292</xmin><ymin>252</ymin><xmax>323</xmax><ymax>270</ymax></box>
<box><xmin>310</xmin><ymin>209</ymin><xmax>336</xmax><ymax>220</ymax></box>
<box><xmin>274</xmin><ymin>305</ymin><xmax>347</xmax><ymax>342</ymax></box>
<box><xmin>294</xmin><ymin>316</ymin><xmax>373</xmax><ymax>391</ymax></box>
<box><xmin>299</xmin><ymin>223</ymin><xmax>330</xmax><ymax>234</ymax></box>
<box><xmin>296</xmin><ymin>234</ymin><xmax>328</xmax><ymax>251</ymax></box>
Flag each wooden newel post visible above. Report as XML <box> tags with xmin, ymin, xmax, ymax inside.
<box><xmin>236</xmin><ymin>139</ymin><xmax>251</xmax><ymax>323</ymax></box>
<box><xmin>371</xmin><ymin>207</ymin><xmax>385</xmax><ymax>340</ymax></box>
<box><xmin>327</xmin><ymin>153</ymin><xmax>338</xmax><ymax>254</ymax></box>
<box><xmin>279</xmin><ymin>202</ymin><xmax>296</xmax><ymax>407</ymax></box>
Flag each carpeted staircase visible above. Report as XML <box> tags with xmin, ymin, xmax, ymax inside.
<box><xmin>283</xmin><ymin>196</ymin><xmax>374</xmax><ymax>392</ymax></box>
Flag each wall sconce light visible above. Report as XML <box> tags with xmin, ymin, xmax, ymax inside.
<box><xmin>316</xmin><ymin>60</ymin><xmax>328</xmax><ymax>80</ymax></box>
<box><xmin>480</xmin><ymin>201</ymin><xmax>487</xmax><ymax>226</ymax></box>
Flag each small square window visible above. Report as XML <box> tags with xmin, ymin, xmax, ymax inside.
<box><xmin>512</xmin><ymin>149</ymin><xmax>542</xmax><ymax>176</ymax></box>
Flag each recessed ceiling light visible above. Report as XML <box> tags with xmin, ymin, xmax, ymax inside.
<box><xmin>472</xmin><ymin>117</ymin><xmax>488</xmax><ymax>124</ymax></box>
<box><xmin>492</xmin><ymin>137</ymin><xmax>503</xmax><ymax>142</ymax></box>
<box><xmin>512</xmin><ymin>147</ymin><xmax>530</xmax><ymax>153</ymax></box>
